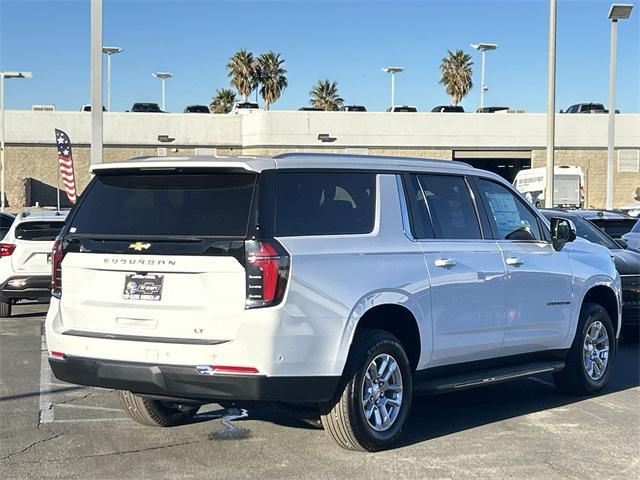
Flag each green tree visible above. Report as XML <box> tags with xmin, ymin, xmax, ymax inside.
<box><xmin>257</xmin><ymin>51</ymin><xmax>288</xmax><ymax>110</ymax></box>
<box><xmin>438</xmin><ymin>49</ymin><xmax>473</xmax><ymax>106</ymax></box>
<box><xmin>227</xmin><ymin>49</ymin><xmax>256</xmax><ymax>102</ymax></box>
<box><xmin>210</xmin><ymin>88</ymin><xmax>237</xmax><ymax>114</ymax></box>
<box><xmin>309</xmin><ymin>79</ymin><xmax>344</xmax><ymax>111</ymax></box>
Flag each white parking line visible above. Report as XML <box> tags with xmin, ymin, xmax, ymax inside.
<box><xmin>38</xmin><ymin>335</ymin><xmax>54</xmax><ymax>424</ymax></box>
<box><xmin>55</xmin><ymin>404</ymin><xmax>123</xmax><ymax>412</ymax></box>
<box><xmin>51</xmin><ymin>418</ymin><xmax>129</xmax><ymax>424</ymax></box>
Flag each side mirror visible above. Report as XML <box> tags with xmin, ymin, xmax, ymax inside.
<box><xmin>616</xmin><ymin>238</ymin><xmax>628</xmax><ymax>249</ymax></box>
<box><xmin>551</xmin><ymin>217</ymin><xmax>576</xmax><ymax>251</ymax></box>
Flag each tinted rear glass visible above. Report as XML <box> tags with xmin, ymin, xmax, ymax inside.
<box><xmin>275</xmin><ymin>172</ymin><xmax>375</xmax><ymax>236</ymax></box>
<box><xmin>590</xmin><ymin>219</ymin><xmax>636</xmax><ymax>238</ymax></box>
<box><xmin>15</xmin><ymin>221</ymin><xmax>65</xmax><ymax>241</ymax></box>
<box><xmin>70</xmin><ymin>173</ymin><xmax>257</xmax><ymax>237</ymax></box>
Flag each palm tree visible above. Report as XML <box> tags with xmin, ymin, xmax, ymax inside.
<box><xmin>257</xmin><ymin>51</ymin><xmax>287</xmax><ymax>110</ymax></box>
<box><xmin>210</xmin><ymin>88</ymin><xmax>237</xmax><ymax>114</ymax></box>
<box><xmin>438</xmin><ymin>49</ymin><xmax>473</xmax><ymax>106</ymax></box>
<box><xmin>310</xmin><ymin>80</ymin><xmax>344</xmax><ymax>111</ymax></box>
<box><xmin>227</xmin><ymin>49</ymin><xmax>256</xmax><ymax>102</ymax></box>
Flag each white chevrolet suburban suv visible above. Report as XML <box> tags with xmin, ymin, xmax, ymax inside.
<box><xmin>0</xmin><ymin>210</ymin><xmax>67</xmax><ymax>317</ymax></box>
<box><xmin>46</xmin><ymin>154</ymin><xmax>622</xmax><ymax>451</ymax></box>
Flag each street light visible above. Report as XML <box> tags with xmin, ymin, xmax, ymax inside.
<box><xmin>152</xmin><ymin>72</ymin><xmax>174</xmax><ymax>111</ymax></box>
<box><xmin>544</xmin><ymin>0</ymin><xmax>557</xmax><ymax>208</ymax></box>
<box><xmin>606</xmin><ymin>3</ymin><xmax>634</xmax><ymax>210</ymax></box>
<box><xmin>0</xmin><ymin>71</ymin><xmax>32</xmax><ymax>212</ymax></box>
<box><xmin>470</xmin><ymin>43</ymin><xmax>497</xmax><ymax>110</ymax></box>
<box><xmin>382</xmin><ymin>67</ymin><xmax>404</xmax><ymax>109</ymax></box>
<box><xmin>102</xmin><ymin>46</ymin><xmax>122</xmax><ymax>112</ymax></box>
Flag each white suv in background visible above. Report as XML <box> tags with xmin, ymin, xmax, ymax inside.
<box><xmin>0</xmin><ymin>210</ymin><xmax>68</xmax><ymax>317</ymax></box>
<box><xmin>46</xmin><ymin>154</ymin><xmax>621</xmax><ymax>451</ymax></box>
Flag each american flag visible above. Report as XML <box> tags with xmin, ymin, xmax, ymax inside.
<box><xmin>54</xmin><ymin>129</ymin><xmax>77</xmax><ymax>204</ymax></box>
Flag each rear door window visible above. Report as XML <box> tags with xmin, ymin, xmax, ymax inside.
<box><xmin>15</xmin><ymin>221</ymin><xmax>65</xmax><ymax>241</ymax></box>
<box><xmin>275</xmin><ymin>172</ymin><xmax>375</xmax><ymax>236</ymax></box>
<box><xmin>416</xmin><ymin>175</ymin><xmax>482</xmax><ymax>239</ymax></box>
<box><xmin>477</xmin><ymin>178</ymin><xmax>543</xmax><ymax>241</ymax></box>
<box><xmin>70</xmin><ymin>172</ymin><xmax>257</xmax><ymax>237</ymax></box>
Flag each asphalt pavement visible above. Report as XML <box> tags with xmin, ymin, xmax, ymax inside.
<box><xmin>1</xmin><ymin>302</ymin><xmax>638</xmax><ymax>479</ymax></box>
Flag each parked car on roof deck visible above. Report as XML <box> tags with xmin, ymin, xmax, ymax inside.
<box><xmin>130</xmin><ymin>103</ymin><xmax>163</xmax><ymax>113</ymax></box>
<box><xmin>339</xmin><ymin>105</ymin><xmax>367</xmax><ymax>112</ymax></box>
<box><xmin>46</xmin><ymin>154</ymin><xmax>621</xmax><ymax>452</ymax></box>
<box><xmin>431</xmin><ymin>105</ymin><xmax>464</xmax><ymax>113</ymax></box>
<box><xmin>0</xmin><ymin>211</ymin><xmax>68</xmax><ymax>317</ymax></box>
<box><xmin>231</xmin><ymin>102</ymin><xmax>260</xmax><ymax>114</ymax></box>
<box><xmin>387</xmin><ymin>105</ymin><xmax>417</xmax><ymax>112</ymax></box>
<box><xmin>183</xmin><ymin>105</ymin><xmax>210</xmax><ymax>113</ymax></box>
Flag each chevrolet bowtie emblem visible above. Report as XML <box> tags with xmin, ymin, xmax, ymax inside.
<box><xmin>129</xmin><ymin>242</ymin><xmax>151</xmax><ymax>251</ymax></box>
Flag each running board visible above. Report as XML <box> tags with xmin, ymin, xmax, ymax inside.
<box><xmin>414</xmin><ymin>361</ymin><xmax>565</xmax><ymax>395</ymax></box>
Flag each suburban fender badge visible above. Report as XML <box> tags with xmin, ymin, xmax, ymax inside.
<box><xmin>129</xmin><ymin>242</ymin><xmax>151</xmax><ymax>252</ymax></box>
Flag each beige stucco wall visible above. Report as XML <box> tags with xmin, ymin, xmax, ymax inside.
<box><xmin>531</xmin><ymin>149</ymin><xmax>640</xmax><ymax>208</ymax></box>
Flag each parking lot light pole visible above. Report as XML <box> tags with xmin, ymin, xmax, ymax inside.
<box><xmin>544</xmin><ymin>0</ymin><xmax>557</xmax><ymax>209</ymax></box>
<box><xmin>0</xmin><ymin>71</ymin><xmax>32</xmax><ymax>212</ymax></box>
<box><xmin>102</xmin><ymin>46</ymin><xmax>123</xmax><ymax>112</ymax></box>
<box><xmin>606</xmin><ymin>3</ymin><xmax>634</xmax><ymax>210</ymax></box>
<box><xmin>470</xmin><ymin>43</ymin><xmax>497</xmax><ymax>110</ymax></box>
<box><xmin>382</xmin><ymin>67</ymin><xmax>404</xmax><ymax>109</ymax></box>
<box><xmin>152</xmin><ymin>72</ymin><xmax>174</xmax><ymax>111</ymax></box>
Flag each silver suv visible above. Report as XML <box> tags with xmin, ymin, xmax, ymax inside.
<box><xmin>46</xmin><ymin>154</ymin><xmax>621</xmax><ymax>451</ymax></box>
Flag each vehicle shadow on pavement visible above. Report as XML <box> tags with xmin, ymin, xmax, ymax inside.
<box><xmin>237</xmin><ymin>343</ymin><xmax>639</xmax><ymax>449</ymax></box>
<box><xmin>395</xmin><ymin>342</ymin><xmax>639</xmax><ymax>448</ymax></box>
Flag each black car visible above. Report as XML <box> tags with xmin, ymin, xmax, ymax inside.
<box><xmin>130</xmin><ymin>103</ymin><xmax>163</xmax><ymax>113</ymax></box>
<box><xmin>475</xmin><ymin>106</ymin><xmax>509</xmax><ymax>113</ymax></box>
<box><xmin>183</xmin><ymin>105</ymin><xmax>210</xmax><ymax>113</ymax></box>
<box><xmin>542</xmin><ymin>209</ymin><xmax>640</xmax><ymax>337</ymax></box>
<box><xmin>573</xmin><ymin>210</ymin><xmax>637</xmax><ymax>239</ymax></box>
<box><xmin>431</xmin><ymin>105</ymin><xmax>464</xmax><ymax>113</ymax></box>
<box><xmin>339</xmin><ymin>105</ymin><xmax>367</xmax><ymax>112</ymax></box>
<box><xmin>298</xmin><ymin>107</ymin><xmax>324</xmax><ymax>111</ymax></box>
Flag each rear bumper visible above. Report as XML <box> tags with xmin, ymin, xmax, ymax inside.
<box><xmin>0</xmin><ymin>275</ymin><xmax>51</xmax><ymax>302</ymax></box>
<box><xmin>49</xmin><ymin>355</ymin><xmax>340</xmax><ymax>404</ymax></box>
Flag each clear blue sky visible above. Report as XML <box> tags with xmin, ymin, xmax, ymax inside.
<box><xmin>1</xmin><ymin>0</ymin><xmax>638</xmax><ymax>113</ymax></box>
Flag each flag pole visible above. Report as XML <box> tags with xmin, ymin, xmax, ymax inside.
<box><xmin>56</xmin><ymin>161</ymin><xmax>61</xmax><ymax>214</ymax></box>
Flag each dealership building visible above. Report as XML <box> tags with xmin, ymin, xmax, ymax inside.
<box><xmin>2</xmin><ymin>110</ymin><xmax>639</xmax><ymax>209</ymax></box>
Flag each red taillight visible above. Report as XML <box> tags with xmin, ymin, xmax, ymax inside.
<box><xmin>51</xmin><ymin>239</ymin><xmax>65</xmax><ymax>298</ymax></box>
<box><xmin>0</xmin><ymin>243</ymin><xmax>15</xmax><ymax>257</ymax></box>
<box><xmin>49</xmin><ymin>351</ymin><xmax>65</xmax><ymax>359</ymax></box>
<box><xmin>245</xmin><ymin>239</ymin><xmax>290</xmax><ymax>308</ymax></box>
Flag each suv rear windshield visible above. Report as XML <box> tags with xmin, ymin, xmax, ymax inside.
<box><xmin>275</xmin><ymin>172</ymin><xmax>376</xmax><ymax>236</ymax></box>
<box><xmin>589</xmin><ymin>219</ymin><xmax>636</xmax><ymax>238</ymax></box>
<box><xmin>70</xmin><ymin>172</ymin><xmax>257</xmax><ymax>237</ymax></box>
<box><xmin>15</xmin><ymin>221</ymin><xmax>65</xmax><ymax>241</ymax></box>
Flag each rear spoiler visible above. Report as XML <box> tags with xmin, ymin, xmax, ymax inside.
<box><xmin>90</xmin><ymin>157</ymin><xmax>275</xmax><ymax>174</ymax></box>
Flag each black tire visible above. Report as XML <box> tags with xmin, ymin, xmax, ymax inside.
<box><xmin>320</xmin><ymin>330</ymin><xmax>412</xmax><ymax>452</ymax></box>
<box><xmin>553</xmin><ymin>303</ymin><xmax>615</xmax><ymax>395</ymax></box>
<box><xmin>118</xmin><ymin>391</ymin><xmax>200</xmax><ymax>427</ymax></box>
<box><xmin>0</xmin><ymin>301</ymin><xmax>11</xmax><ymax>318</ymax></box>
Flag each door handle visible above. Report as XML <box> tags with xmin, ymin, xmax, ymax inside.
<box><xmin>506</xmin><ymin>257</ymin><xmax>525</xmax><ymax>267</ymax></box>
<box><xmin>434</xmin><ymin>258</ymin><xmax>457</xmax><ymax>268</ymax></box>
